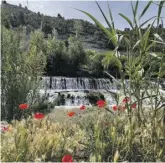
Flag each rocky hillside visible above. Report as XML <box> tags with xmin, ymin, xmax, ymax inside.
<box><xmin>1</xmin><ymin>1</ymin><xmax>111</xmax><ymax>51</ymax></box>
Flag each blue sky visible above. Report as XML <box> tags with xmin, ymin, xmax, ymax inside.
<box><xmin>8</xmin><ymin>1</ymin><xmax>165</xmax><ymax>30</ymax></box>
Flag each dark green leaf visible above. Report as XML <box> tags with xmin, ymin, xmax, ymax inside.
<box><xmin>139</xmin><ymin>0</ymin><xmax>153</xmax><ymax>19</ymax></box>
<box><xmin>157</xmin><ymin>0</ymin><xmax>165</xmax><ymax>26</ymax></box>
<box><xmin>119</xmin><ymin>13</ymin><xmax>134</xmax><ymax>29</ymax></box>
<box><xmin>95</xmin><ymin>1</ymin><xmax>112</xmax><ymax>30</ymax></box>
<box><xmin>140</xmin><ymin>16</ymin><xmax>156</xmax><ymax>28</ymax></box>
<box><xmin>107</xmin><ymin>1</ymin><xmax>115</xmax><ymax>29</ymax></box>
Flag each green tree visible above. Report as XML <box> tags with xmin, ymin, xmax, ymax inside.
<box><xmin>42</xmin><ymin>23</ymin><xmax>53</xmax><ymax>35</ymax></box>
<box><xmin>18</xmin><ymin>11</ymin><xmax>25</xmax><ymax>25</ymax></box>
<box><xmin>10</xmin><ymin>13</ymin><xmax>19</xmax><ymax>27</ymax></box>
<box><xmin>57</xmin><ymin>13</ymin><xmax>63</xmax><ymax>19</ymax></box>
<box><xmin>74</xmin><ymin>20</ymin><xmax>83</xmax><ymax>39</ymax></box>
<box><xmin>46</xmin><ymin>36</ymin><xmax>68</xmax><ymax>75</ymax></box>
<box><xmin>68</xmin><ymin>36</ymin><xmax>86</xmax><ymax>70</ymax></box>
<box><xmin>94</xmin><ymin>30</ymin><xmax>102</xmax><ymax>41</ymax></box>
<box><xmin>1</xmin><ymin>7</ymin><xmax>10</xmax><ymax>29</ymax></box>
<box><xmin>29</xmin><ymin>29</ymin><xmax>47</xmax><ymax>54</ymax></box>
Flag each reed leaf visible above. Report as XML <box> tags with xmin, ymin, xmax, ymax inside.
<box><xmin>131</xmin><ymin>1</ymin><xmax>139</xmax><ymax>27</ymax></box>
<box><xmin>157</xmin><ymin>0</ymin><xmax>165</xmax><ymax>26</ymax></box>
<box><xmin>146</xmin><ymin>41</ymin><xmax>156</xmax><ymax>52</ymax></box>
<box><xmin>107</xmin><ymin>1</ymin><xmax>115</xmax><ymax>29</ymax></box>
<box><xmin>133</xmin><ymin>40</ymin><xmax>141</xmax><ymax>49</ymax></box>
<box><xmin>140</xmin><ymin>26</ymin><xmax>151</xmax><ymax>52</ymax></box>
<box><xmin>74</xmin><ymin>8</ymin><xmax>118</xmax><ymax>47</ymax></box>
<box><xmin>139</xmin><ymin>0</ymin><xmax>153</xmax><ymax>19</ymax></box>
<box><xmin>154</xmin><ymin>33</ymin><xmax>163</xmax><ymax>42</ymax></box>
<box><xmin>140</xmin><ymin>16</ymin><xmax>157</xmax><ymax>28</ymax></box>
<box><xmin>95</xmin><ymin>1</ymin><xmax>112</xmax><ymax>30</ymax></box>
<box><xmin>119</xmin><ymin>13</ymin><xmax>134</xmax><ymax>29</ymax></box>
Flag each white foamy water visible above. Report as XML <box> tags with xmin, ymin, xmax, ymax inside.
<box><xmin>38</xmin><ymin>77</ymin><xmax>165</xmax><ymax>107</ymax></box>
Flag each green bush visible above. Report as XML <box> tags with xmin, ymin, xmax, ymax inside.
<box><xmin>31</xmin><ymin>101</ymin><xmax>53</xmax><ymax>114</ymax></box>
<box><xmin>87</xmin><ymin>92</ymin><xmax>105</xmax><ymax>105</ymax></box>
<box><xmin>1</xmin><ymin>27</ymin><xmax>46</xmax><ymax>121</ymax></box>
<box><xmin>54</xmin><ymin>93</ymin><xmax>66</xmax><ymax>106</ymax></box>
<box><xmin>83</xmin><ymin>50</ymin><xmax>104</xmax><ymax>77</ymax></box>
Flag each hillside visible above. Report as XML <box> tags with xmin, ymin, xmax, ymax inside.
<box><xmin>1</xmin><ymin>1</ymin><xmax>165</xmax><ymax>52</ymax></box>
<box><xmin>1</xmin><ymin>1</ymin><xmax>112</xmax><ymax>51</ymax></box>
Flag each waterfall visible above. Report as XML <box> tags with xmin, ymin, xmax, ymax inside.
<box><xmin>39</xmin><ymin>77</ymin><xmax>118</xmax><ymax>106</ymax></box>
<box><xmin>40</xmin><ymin>77</ymin><xmax>118</xmax><ymax>91</ymax></box>
<box><xmin>39</xmin><ymin>77</ymin><xmax>165</xmax><ymax>107</ymax></box>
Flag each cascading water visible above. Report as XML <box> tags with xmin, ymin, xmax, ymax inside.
<box><xmin>39</xmin><ymin>77</ymin><xmax>119</xmax><ymax>106</ymax></box>
<box><xmin>40</xmin><ymin>77</ymin><xmax>119</xmax><ymax>91</ymax></box>
<box><xmin>39</xmin><ymin>77</ymin><xmax>165</xmax><ymax>107</ymax></box>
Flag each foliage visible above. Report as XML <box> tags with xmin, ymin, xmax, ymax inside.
<box><xmin>1</xmin><ymin>27</ymin><xmax>46</xmax><ymax>121</ymax></box>
<box><xmin>74</xmin><ymin>20</ymin><xmax>83</xmax><ymax>39</ymax></box>
<box><xmin>45</xmin><ymin>35</ymin><xmax>88</xmax><ymax>76</ymax></box>
<box><xmin>86</xmin><ymin>92</ymin><xmax>105</xmax><ymax>105</ymax></box>
<box><xmin>82</xmin><ymin>50</ymin><xmax>123</xmax><ymax>77</ymax></box>
<box><xmin>45</xmin><ymin>35</ymin><xmax>68</xmax><ymax>75</ymax></box>
<box><xmin>54</xmin><ymin>93</ymin><xmax>66</xmax><ymax>106</ymax></box>
<box><xmin>82</xmin><ymin>50</ymin><xmax>104</xmax><ymax>77</ymax></box>
<box><xmin>3</xmin><ymin>2</ymin><xmax>164</xmax><ymax>78</ymax></box>
<box><xmin>101</xmin><ymin>51</ymin><xmax>122</xmax><ymax>71</ymax></box>
<box><xmin>68</xmin><ymin>36</ymin><xmax>86</xmax><ymax>70</ymax></box>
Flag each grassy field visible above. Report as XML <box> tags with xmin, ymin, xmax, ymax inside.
<box><xmin>48</xmin><ymin>106</ymin><xmax>106</xmax><ymax>123</ymax></box>
<box><xmin>1</xmin><ymin>104</ymin><xmax>165</xmax><ymax>162</ymax></box>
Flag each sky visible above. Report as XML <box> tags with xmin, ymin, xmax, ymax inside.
<box><xmin>7</xmin><ymin>1</ymin><xmax>165</xmax><ymax>30</ymax></box>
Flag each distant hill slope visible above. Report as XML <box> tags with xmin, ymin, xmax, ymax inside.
<box><xmin>1</xmin><ymin>1</ymin><xmax>165</xmax><ymax>52</ymax></box>
<box><xmin>1</xmin><ymin>1</ymin><xmax>112</xmax><ymax>51</ymax></box>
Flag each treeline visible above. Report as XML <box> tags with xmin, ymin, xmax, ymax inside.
<box><xmin>1</xmin><ymin>1</ymin><xmax>99</xmax><ymax>36</ymax></box>
<box><xmin>45</xmin><ymin>34</ymin><xmax>124</xmax><ymax>77</ymax></box>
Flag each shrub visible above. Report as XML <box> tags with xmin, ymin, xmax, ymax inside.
<box><xmin>1</xmin><ymin>27</ymin><xmax>46</xmax><ymax>121</ymax></box>
<box><xmin>83</xmin><ymin>50</ymin><xmax>104</xmax><ymax>77</ymax></box>
<box><xmin>87</xmin><ymin>92</ymin><xmax>105</xmax><ymax>105</ymax></box>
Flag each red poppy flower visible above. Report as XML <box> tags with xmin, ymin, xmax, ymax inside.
<box><xmin>112</xmin><ymin>105</ymin><xmax>118</xmax><ymax>111</ymax></box>
<box><xmin>67</xmin><ymin>112</ymin><xmax>75</xmax><ymax>117</ymax></box>
<box><xmin>96</xmin><ymin>100</ymin><xmax>106</xmax><ymax>108</ymax></box>
<box><xmin>1</xmin><ymin>125</ymin><xmax>9</xmax><ymax>132</ymax></box>
<box><xmin>122</xmin><ymin>97</ymin><xmax>130</xmax><ymax>103</ymax></box>
<box><xmin>131</xmin><ymin>103</ymin><xmax>137</xmax><ymax>109</ymax></box>
<box><xmin>80</xmin><ymin>105</ymin><xmax>86</xmax><ymax>110</ymax></box>
<box><xmin>33</xmin><ymin>113</ymin><xmax>45</xmax><ymax>119</ymax></box>
<box><xmin>19</xmin><ymin>103</ymin><xmax>29</xmax><ymax>110</ymax></box>
<box><xmin>62</xmin><ymin>154</ymin><xmax>73</xmax><ymax>162</ymax></box>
